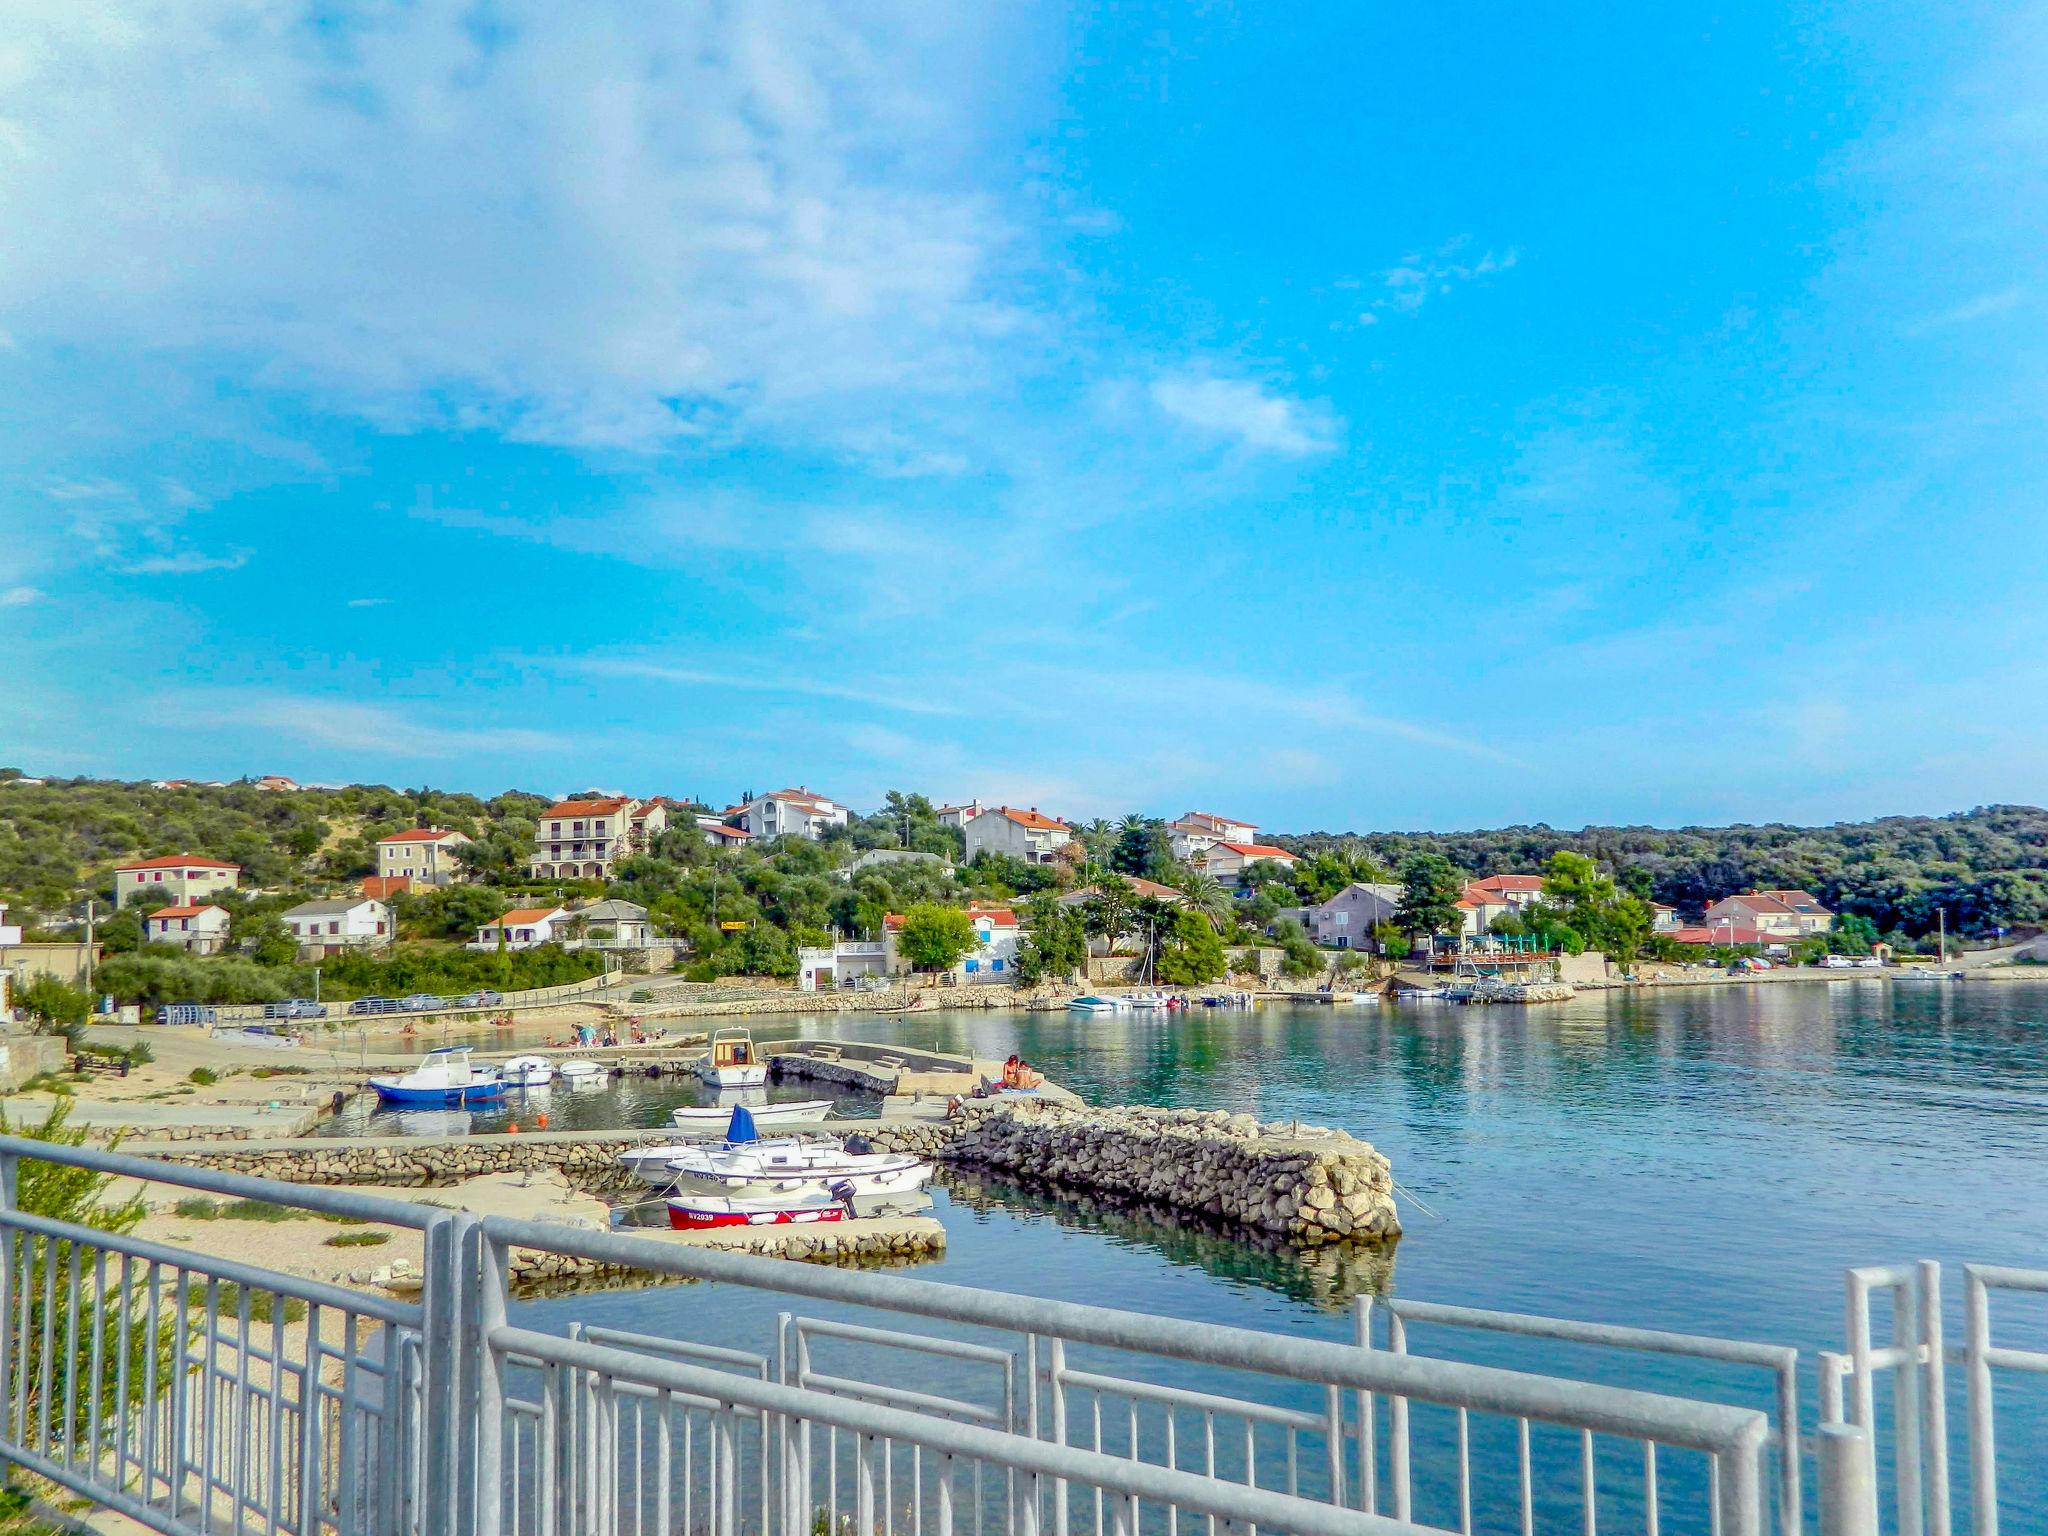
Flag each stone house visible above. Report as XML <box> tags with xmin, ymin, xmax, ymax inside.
<box><xmin>375</xmin><ymin>828</ymin><xmax>472</xmax><ymax>889</ymax></box>
<box><xmin>566</xmin><ymin>899</ymin><xmax>657</xmax><ymax>949</ymax></box>
<box><xmin>143</xmin><ymin>903</ymin><xmax>232</xmax><ymax>956</ymax></box>
<box><xmin>1199</xmin><ymin>843</ymin><xmax>1298</xmax><ymax>884</ymax></box>
<box><xmin>115</xmin><ymin>856</ymin><xmax>240</xmax><ymax>909</ymax></box>
<box><xmin>1304</xmin><ymin>882</ymin><xmax>1402</xmax><ymax>948</ymax></box>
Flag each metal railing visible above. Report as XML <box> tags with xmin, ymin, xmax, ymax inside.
<box><xmin>0</xmin><ymin>1136</ymin><xmax>2033</xmax><ymax>1536</ymax></box>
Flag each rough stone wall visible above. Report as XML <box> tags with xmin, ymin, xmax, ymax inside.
<box><xmin>867</xmin><ymin>1101</ymin><xmax>1400</xmax><ymax>1246</ymax></box>
<box><xmin>138</xmin><ymin>1130</ymin><xmax>688</xmax><ymax>1188</ymax></box>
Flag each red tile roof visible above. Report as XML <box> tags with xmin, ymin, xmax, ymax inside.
<box><xmin>116</xmin><ymin>856</ymin><xmax>240</xmax><ymax>872</ymax></box>
<box><xmin>482</xmin><ymin>907</ymin><xmax>564</xmax><ymax>928</ymax></box>
<box><xmin>883</xmin><ymin>906</ymin><xmax>1018</xmax><ymax>931</ymax></box>
<box><xmin>1711</xmin><ymin>892</ymin><xmax>1797</xmax><ymax>915</ymax></box>
<box><xmin>1178</xmin><ymin>812</ymin><xmax>1254</xmax><ymax>832</ymax></box>
<box><xmin>539</xmin><ymin>798</ymin><xmax>632</xmax><ymax>819</ymax></box>
<box><xmin>1470</xmin><ymin>873</ymin><xmax>1545</xmax><ymax>893</ymax></box>
<box><xmin>147</xmin><ymin>904</ymin><xmax>223</xmax><ymax>921</ymax></box>
<box><xmin>759</xmin><ymin>788</ymin><xmax>839</xmax><ymax>812</ymax></box>
<box><xmin>377</xmin><ymin>827</ymin><xmax>464</xmax><ymax>844</ymax></box>
<box><xmin>1216</xmin><ymin>842</ymin><xmax>1295</xmax><ymax>861</ymax></box>
<box><xmin>990</xmin><ymin>806</ymin><xmax>1069</xmax><ymax>831</ymax></box>
<box><xmin>702</xmin><ymin>824</ymin><xmax>752</xmax><ymax>840</ymax></box>
<box><xmin>1672</xmin><ymin>924</ymin><xmax>1787</xmax><ymax>946</ymax></box>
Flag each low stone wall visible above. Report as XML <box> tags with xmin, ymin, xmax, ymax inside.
<box><xmin>867</xmin><ymin>1101</ymin><xmax>1400</xmax><ymax>1247</ymax></box>
<box><xmin>510</xmin><ymin>1219</ymin><xmax>945</xmax><ymax>1287</ymax></box>
<box><xmin>134</xmin><ymin>1129</ymin><xmax>689</xmax><ymax>1189</ymax></box>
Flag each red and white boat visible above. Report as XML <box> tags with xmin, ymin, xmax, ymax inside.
<box><xmin>667</xmin><ymin>1193</ymin><xmax>851</xmax><ymax>1231</ymax></box>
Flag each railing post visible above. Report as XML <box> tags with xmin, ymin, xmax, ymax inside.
<box><xmin>1819</xmin><ymin>1424</ymin><xmax>1880</xmax><ymax>1536</ymax></box>
<box><xmin>1962</xmin><ymin>1270</ymin><xmax>1997</xmax><ymax>1536</ymax></box>
<box><xmin>1386</xmin><ymin>1308</ymin><xmax>1412</xmax><ymax>1524</ymax></box>
<box><xmin>468</xmin><ymin>1222</ymin><xmax>507</xmax><ymax>1536</ymax></box>
<box><xmin>1918</xmin><ymin>1261</ymin><xmax>1951</xmax><ymax>1536</ymax></box>
<box><xmin>0</xmin><ymin>1149</ymin><xmax>16</xmax><ymax>1489</ymax></box>
<box><xmin>420</xmin><ymin>1211</ymin><xmax>471</xmax><ymax>1536</ymax></box>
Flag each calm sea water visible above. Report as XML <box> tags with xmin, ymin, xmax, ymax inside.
<box><xmin>507</xmin><ymin>980</ymin><xmax>2048</xmax><ymax>1528</ymax></box>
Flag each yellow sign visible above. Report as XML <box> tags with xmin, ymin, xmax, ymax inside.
<box><xmin>719</xmin><ymin>921</ymin><xmax>747</xmax><ymax>931</ymax></box>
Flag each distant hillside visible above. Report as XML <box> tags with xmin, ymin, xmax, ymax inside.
<box><xmin>1272</xmin><ymin>805</ymin><xmax>2048</xmax><ymax>937</ymax></box>
<box><xmin>0</xmin><ymin>775</ymin><xmax>548</xmax><ymax>917</ymax></box>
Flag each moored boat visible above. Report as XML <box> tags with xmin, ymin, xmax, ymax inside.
<box><xmin>670</xmin><ymin>1098</ymin><xmax>834</xmax><ymax>1130</ymax></box>
<box><xmin>556</xmin><ymin>1059</ymin><xmax>604</xmax><ymax>1080</ymax></box>
<box><xmin>1066</xmin><ymin>995</ymin><xmax>1124</xmax><ymax>1015</ymax></box>
<box><xmin>666</xmin><ymin>1193</ymin><xmax>851</xmax><ymax>1231</ymax></box>
<box><xmin>667</xmin><ymin>1142</ymin><xmax>932</xmax><ymax>1201</ymax></box>
<box><xmin>696</xmin><ymin>1028</ymin><xmax>769</xmax><ymax>1088</ymax></box>
<box><xmin>501</xmin><ymin>1055</ymin><xmax>553</xmax><ymax>1087</ymax></box>
<box><xmin>369</xmin><ymin>1046</ymin><xmax>506</xmax><ymax>1106</ymax></box>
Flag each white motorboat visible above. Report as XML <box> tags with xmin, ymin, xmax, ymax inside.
<box><xmin>1066</xmin><ymin>995</ymin><xmax>1125</xmax><ymax>1015</ymax></box>
<box><xmin>696</xmin><ymin>1028</ymin><xmax>768</xmax><ymax>1088</ymax></box>
<box><xmin>369</xmin><ymin>1047</ymin><xmax>506</xmax><ymax>1106</ymax></box>
<box><xmin>1125</xmin><ymin>992</ymin><xmax>1172</xmax><ymax>1010</ymax></box>
<box><xmin>665</xmin><ymin>1138</ymin><xmax>932</xmax><ymax>1201</ymax></box>
<box><xmin>557</xmin><ymin>1059</ymin><xmax>605</xmax><ymax>1080</ymax></box>
<box><xmin>500</xmin><ymin>1055</ymin><xmax>553</xmax><ymax>1087</ymax></box>
<box><xmin>671</xmin><ymin>1099</ymin><xmax>834</xmax><ymax>1130</ymax></box>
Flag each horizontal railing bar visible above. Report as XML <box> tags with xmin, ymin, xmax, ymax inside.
<box><xmin>1387</xmin><ymin>1299</ymin><xmax>1798</xmax><ymax>1370</ymax></box>
<box><xmin>1975</xmin><ymin>1345</ymin><xmax>2048</xmax><ymax>1374</ymax></box>
<box><xmin>1966</xmin><ymin>1264</ymin><xmax>2048</xmax><ymax>1293</ymax></box>
<box><xmin>797</xmin><ymin>1315</ymin><xmax>1017</xmax><ymax>1367</ymax></box>
<box><xmin>0</xmin><ymin>1135</ymin><xmax>439</xmax><ymax>1231</ymax></box>
<box><xmin>577</xmin><ymin>1325</ymin><xmax>766</xmax><ymax>1371</ymax></box>
<box><xmin>0</xmin><ymin>1207</ymin><xmax>423</xmax><ymax>1326</ymax></box>
<box><xmin>1056</xmin><ymin>1367</ymin><xmax>1324</xmax><ymax>1433</ymax></box>
<box><xmin>797</xmin><ymin>1369</ymin><xmax>1008</xmax><ymax>1427</ymax></box>
<box><xmin>599</xmin><ymin>1376</ymin><xmax>767</xmax><ymax>1416</ymax></box>
<box><xmin>479</xmin><ymin>1216</ymin><xmax>1765</xmax><ymax>1453</ymax></box>
<box><xmin>491</xmin><ymin>1324</ymin><xmax>1441</xmax><ymax>1536</ymax></box>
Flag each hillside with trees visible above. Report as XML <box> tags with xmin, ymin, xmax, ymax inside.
<box><xmin>1272</xmin><ymin>805</ymin><xmax>2048</xmax><ymax>940</ymax></box>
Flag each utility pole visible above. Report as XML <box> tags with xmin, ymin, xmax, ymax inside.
<box><xmin>82</xmin><ymin>898</ymin><xmax>99</xmax><ymax>1028</ymax></box>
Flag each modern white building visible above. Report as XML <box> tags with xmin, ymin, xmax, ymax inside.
<box><xmin>114</xmin><ymin>856</ymin><xmax>241</xmax><ymax>909</ymax></box>
<box><xmin>470</xmin><ymin>906</ymin><xmax>571</xmax><ymax>950</ymax></box>
<box><xmin>143</xmin><ymin>903</ymin><xmax>232</xmax><ymax>956</ymax></box>
<box><xmin>1168</xmin><ymin>812</ymin><xmax>1260</xmax><ymax>861</ymax></box>
<box><xmin>962</xmin><ymin>807</ymin><xmax>1072</xmax><ymax>866</ymax></box>
<box><xmin>797</xmin><ymin>939</ymin><xmax>890</xmax><ymax>991</ymax></box>
<box><xmin>736</xmin><ymin>788</ymin><xmax>849</xmax><ymax>841</ymax></box>
<box><xmin>280</xmin><ymin>898</ymin><xmax>393</xmax><ymax>959</ymax></box>
<box><xmin>375</xmin><ymin>828</ymin><xmax>473</xmax><ymax>889</ymax></box>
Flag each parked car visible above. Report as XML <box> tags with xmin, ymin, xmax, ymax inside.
<box><xmin>347</xmin><ymin>997</ymin><xmax>400</xmax><ymax>1016</ymax></box>
<box><xmin>399</xmin><ymin>993</ymin><xmax>445</xmax><ymax>1012</ymax></box>
<box><xmin>263</xmin><ymin>998</ymin><xmax>327</xmax><ymax>1020</ymax></box>
<box><xmin>453</xmin><ymin>989</ymin><xmax>503</xmax><ymax>1009</ymax></box>
<box><xmin>1819</xmin><ymin>955</ymin><xmax>1856</xmax><ymax>969</ymax></box>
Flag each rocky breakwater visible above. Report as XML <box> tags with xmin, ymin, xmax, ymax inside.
<box><xmin>874</xmin><ymin>1101</ymin><xmax>1399</xmax><ymax>1247</ymax></box>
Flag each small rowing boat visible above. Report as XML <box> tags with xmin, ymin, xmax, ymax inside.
<box><xmin>670</xmin><ymin>1098</ymin><xmax>834</xmax><ymax>1129</ymax></box>
<box><xmin>666</xmin><ymin>1193</ymin><xmax>850</xmax><ymax>1231</ymax></box>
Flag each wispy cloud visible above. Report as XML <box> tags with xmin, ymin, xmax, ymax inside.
<box><xmin>1913</xmin><ymin>287</ymin><xmax>2028</xmax><ymax>331</ymax></box>
<box><xmin>566</xmin><ymin>657</ymin><xmax>967</xmax><ymax>718</ymax></box>
<box><xmin>1367</xmin><ymin>237</ymin><xmax>1519</xmax><ymax>318</ymax></box>
<box><xmin>346</xmin><ymin>597</ymin><xmax>391</xmax><ymax>609</ymax></box>
<box><xmin>1148</xmin><ymin>373</ymin><xmax>1339</xmax><ymax>455</ymax></box>
<box><xmin>116</xmin><ymin>549</ymin><xmax>250</xmax><ymax>576</ymax></box>
<box><xmin>149</xmin><ymin>691</ymin><xmax>568</xmax><ymax>759</ymax></box>
<box><xmin>0</xmin><ymin>587</ymin><xmax>45</xmax><ymax>608</ymax></box>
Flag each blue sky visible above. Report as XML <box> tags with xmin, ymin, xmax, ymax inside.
<box><xmin>3</xmin><ymin>2</ymin><xmax>2045</xmax><ymax>831</ymax></box>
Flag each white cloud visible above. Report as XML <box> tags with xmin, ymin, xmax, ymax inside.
<box><xmin>566</xmin><ymin>657</ymin><xmax>966</xmax><ymax>717</ymax></box>
<box><xmin>1148</xmin><ymin>373</ymin><xmax>1339</xmax><ymax>455</ymax></box>
<box><xmin>0</xmin><ymin>4</ymin><xmax>1031</xmax><ymax>452</ymax></box>
<box><xmin>346</xmin><ymin>597</ymin><xmax>391</xmax><ymax>609</ymax></box>
<box><xmin>149</xmin><ymin>691</ymin><xmax>567</xmax><ymax>759</ymax></box>
<box><xmin>1916</xmin><ymin>287</ymin><xmax>2027</xmax><ymax>330</ymax></box>
<box><xmin>0</xmin><ymin>587</ymin><xmax>45</xmax><ymax>607</ymax></box>
<box><xmin>1371</xmin><ymin>238</ymin><xmax>1519</xmax><ymax>316</ymax></box>
<box><xmin>116</xmin><ymin>549</ymin><xmax>250</xmax><ymax>576</ymax></box>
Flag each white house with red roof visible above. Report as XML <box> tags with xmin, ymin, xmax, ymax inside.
<box><xmin>143</xmin><ymin>903</ymin><xmax>231</xmax><ymax>956</ymax></box>
<box><xmin>1168</xmin><ymin>812</ymin><xmax>1260</xmax><ymax>860</ymax></box>
<box><xmin>934</xmin><ymin>801</ymin><xmax>986</xmax><ymax>830</ymax></box>
<box><xmin>1464</xmin><ymin>873</ymin><xmax>1548</xmax><ymax>910</ymax></box>
<box><xmin>1197</xmin><ymin>841</ymin><xmax>1298</xmax><ymax>883</ymax></box>
<box><xmin>528</xmin><ymin>797</ymin><xmax>644</xmax><ymax>880</ymax></box>
<box><xmin>882</xmin><ymin>903</ymin><xmax>1020</xmax><ymax>980</ymax></box>
<box><xmin>468</xmin><ymin>906</ymin><xmax>571</xmax><ymax>950</ymax></box>
<box><xmin>280</xmin><ymin>898</ymin><xmax>393</xmax><ymax>958</ymax></box>
<box><xmin>736</xmin><ymin>788</ymin><xmax>848</xmax><ymax>841</ymax></box>
<box><xmin>114</xmin><ymin>856</ymin><xmax>241</xmax><ymax>909</ymax></box>
<box><xmin>251</xmin><ymin>775</ymin><xmax>299</xmax><ymax>793</ymax></box>
<box><xmin>963</xmin><ymin>807</ymin><xmax>1072</xmax><ymax>866</ymax></box>
<box><xmin>375</xmin><ymin>827</ymin><xmax>472</xmax><ymax>889</ymax></box>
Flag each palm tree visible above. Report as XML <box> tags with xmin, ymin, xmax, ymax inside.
<box><xmin>1176</xmin><ymin>871</ymin><xmax>1230</xmax><ymax>929</ymax></box>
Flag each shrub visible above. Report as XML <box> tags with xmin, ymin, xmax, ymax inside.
<box><xmin>187</xmin><ymin>1068</ymin><xmax>219</xmax><ymax>1086</ymax></box>
<box><xmin>324</xmin><ymin>1231</ymin><xmax>390</xmax><ymax>1248</ymax></box>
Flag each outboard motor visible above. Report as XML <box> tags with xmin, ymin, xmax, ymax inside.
<box><xmin>828</xmin><ymin>1179</ymin><xmax>858</xmax><ymax>1215</ymax></box>
<box><xmin>842</xmin><ymin>1132</ymin><xmax>872</xmax><ymax>1156</ymax></box>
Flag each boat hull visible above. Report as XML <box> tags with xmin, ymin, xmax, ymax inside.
<box><xmin>697</xmin><ymin>1065</ymin><xmax>769</xmax><ymax>1088</ymax></box>
<box><xmin>666</xmin><ymin>1199</ymin><xmax>848</xmax><ymax>1231</ymax></box>
<box><xmin>670</xmin><ymin>1099</ymin><xmax>832</xmax><ymax>1128</ymax></box>
<box><xmin>370</xmin><ymin>1079</ymin><xmax>506</xmax><ymax>1105</ymax></box>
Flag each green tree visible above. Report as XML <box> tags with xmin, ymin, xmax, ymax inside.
<box><xmin>1156</xmin><ymin>909</ymin><xmax>1227</xmax><ymax>986</ymax></box>
<box><xmin>730</xmin><ymin>923</ymin><xmax>796</xmax><ymax>977</ymax></box>
<box><xmin>1015</xmin><ymin>895</ymin><xmax>1089</xmax><ymax>985</ymax></box>
<box><xmin>895</xmin><ymin>904</ymin><xmax>979</xmax><ymax>972</ymax></box>
<box><xmin>1174</xmin><ymin>872</ymin><xmax>1231</xmax><ymax>928</ymax></box>
<box><xmin>16</xmin><ymin>974</ymin><xmax>89</xmax><ymax>1030</ymax></box>
<box><xmin>1271</xmin><ymin>917</ymin><xmax>1323</xmax><ymax>979</ymax></box>
<box><xmin>1081</xmin><ymin>875</ymin><xmax>1136</xmax><ymax>956</ymax></box>
<box><xmin>1394</xmin><ymin>854</ymin><xmax>1465</xmax><ymax>942</ymax></box>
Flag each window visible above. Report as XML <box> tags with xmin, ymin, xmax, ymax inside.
<box><xmin>377</xmin><ymin>922</ymin><xmax>386</xmax><ymax>935</ymax></box>
<box><xmin>328</xmin><ymin>921</ymin><xmax>340</xmax><ymax>935</ymax></box>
